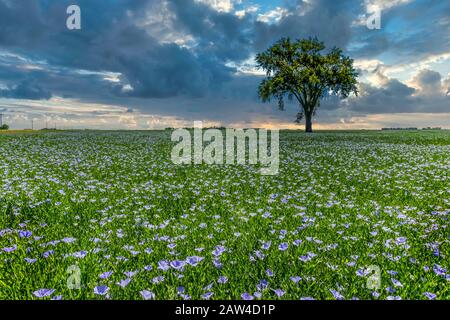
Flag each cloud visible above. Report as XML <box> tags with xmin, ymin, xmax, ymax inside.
<box><xmin>364</xmin><ymin>0</ymin><xmax>413</xmax><ymax>11</ymax></box>
<box><xmin>235</xmin><ymin>5</ymin><xmax>259</xmax><ymax>19</ymax></box>
<box><xmin>0</xmin><ymin>0</ymin><xmax>241</xmax><ymax>100</ymax></box>
<box><xmin>253</xmin><ymin>0</ymin><xmax>361</xmax><ymax>52</ymax></box>
<box><xmin>347</xmin><ymin>69</ymin><xmax>449</xmax><ymax>114</ymax></box>
<box><xmin>409</xmin><ymin>69</ymin><xmax>444</xmax><ymax>96</ymax></box>
<box><xmin>0</xmin><ymin>80</ymin><xmax>52</xmax><ymax>100</ymax></box>
<box><xmin>350</xmin><ymin>0</ymin><xmax>450</xmax><ymax>62</ymax></box>
<box><xmin>444</xmin><ymin>73</ymin><xmax>450</xmax><ymax>96</ymax></box>
<box><xmin>257</xmin><ymin>7</ymin><xmax>290</xmax><ymax>24</ymax></box>
<box><xmin>195</xmin><ymin>0</ymin><xmax>233</xmax><ymax>13</ymax></box>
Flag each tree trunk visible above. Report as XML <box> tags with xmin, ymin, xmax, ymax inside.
<box><xmin>305</xmin><ymin>112</ymin><xmax>313</xmax><ymax>133</ymax></box>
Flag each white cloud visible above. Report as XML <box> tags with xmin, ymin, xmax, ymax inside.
<box><xmin>0</xmin><ymin>96</ymin><xmax>205</xmax><ymax>130</ymax></box>
<box><xmin>354</xmin><ymin>59</ymin><xmax>384</xmax><ymax>72</ymax></box>
<box><xmin>138</xmin><ymin>1</ymin><xmax>196</xmax><ymax>47</ymax></box>
<box><xmin>225</xmin><ymin>56</ymin><xmax>265</xmax><ymax>76</ymax></box>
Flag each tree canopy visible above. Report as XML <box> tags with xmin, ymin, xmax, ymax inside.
<box><xmin>256</xmin><ymin>37</ymin><xmax>358</xmax><ymax>132</ymax></box>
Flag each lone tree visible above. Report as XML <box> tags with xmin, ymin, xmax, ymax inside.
<box><xmin>256</xmin><ymin>38</ymin><xmax>358</xmax><ymax>132</ymax></box>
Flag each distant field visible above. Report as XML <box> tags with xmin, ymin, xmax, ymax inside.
<box><xmin>0</xmin><ymin>130</ymin><xmax>449</xmax><ymax>300</ymax></box>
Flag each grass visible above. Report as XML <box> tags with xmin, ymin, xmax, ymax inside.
<box><xmin>0</xmin><ymin>130</ymin><xmax>449</xmax><ymax>300</ymax></box>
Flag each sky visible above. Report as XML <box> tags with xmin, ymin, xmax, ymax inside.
<box><xmin>0</xmin><ymin>0</ymin><xmax>449</xmax><ymax>130</ymax></box>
